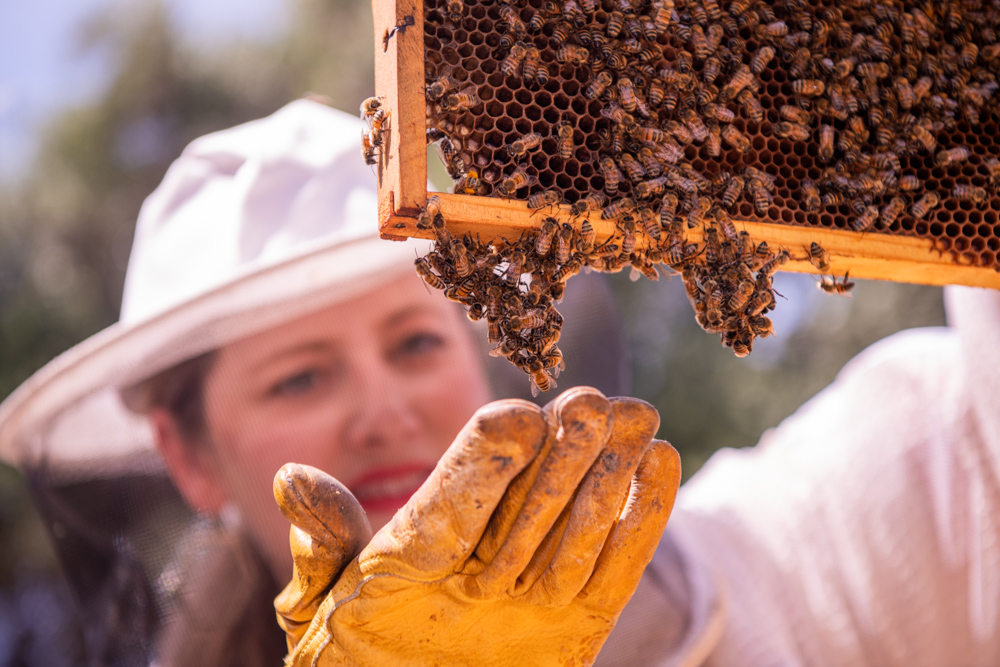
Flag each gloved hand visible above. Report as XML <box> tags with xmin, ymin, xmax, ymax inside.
<box><xmin>273</xmin><ymin>387</ymin><xmax>681</xmax><ymax>666</ymax></box>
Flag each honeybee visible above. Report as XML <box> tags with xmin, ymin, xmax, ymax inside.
<box><xmin>720</xmin><ymin>175</ymin><xmax>744</xmax><ymax>209</ymax></box>
<box><xmin>500</xmin><ymin>164</ymin><xmax>536</xmax><ymax>194</ymax></box>
<box><xmin>713</xmin><ymin>206</ymin><xmax>738</xmax><ymax>241</ymax></box>
<box><xmin>551</xmin><ymin>257</ymin><xmax>582</xmax><ymax>281</ymax></box>
<box><xmin>953</xmin><ymin>185</ymin><xmax>987</xmax><ymax>203</ymax></box>
<box><xmin>636</xmin><ymin>147</ymin><xmax>663</xmax><ymax>178</ymax></box>
<box><xmin>618</xmin><ymin>153</ymin><xmax>646</xmax><ymax>181</ymax></box>
<box><xmin>807</xmin><ymin>242</ymin><xmax>830</xmax><ymax>271</ymax></box>
<box><xmin>602</xmin><ymin>196</ymin><xmax>636</xmax><ymax>219</ymax></box>
<box><xmin>425</xmin><ymin>75</ymin><xmax>455</xmax><ymax>100</ymax></box>
<box><xmin>659</xmin><ymin>192</ymin><xmax>680</xmax><ymax>232</ymax></box>
<box><xmin>505</xmin><ymin>250</ymin><xmax>525</xmax><ymax>286</ymax></box>
<box><xmin>522</xmin><ymin>47</ymin><xmax>541</xmax><ymax>83</ymax></box>
<box><xmin>570</xmin><ymin>192</ymin><xmax>607</xmax><ymax>216</ymax></box>
<box><xmin>878</xmin><ymin>196</ymin><xmax>906</xmax><ymax>229</ymax></box>
<box><xmin>417</xmin><ymin>196</ymin><xmax>442</xmax><ymax>230</ymax></box>
<box><xmin>706</xmin><ymin>123</ymin><xmax>722</xmax><ymax>156</ymax></box>
<box><xmin>691</xmin><ymin>24</ymin><xmax>711</xmax><ymax>60</ymax></box>
<box><xmin>635</xmin><ymin>175</ymin><xmax>669</xmax><ymax>199</ymax></box>
<box><xmin>361</xmin><ymin>131</ymin><xmax>377</xmax><ymax>166</ymax></box>
<box><xmin>600</xmin><ymin>156</ymin><xmax>623</xmax><ymax>196</ymax></box>
<box><xmin>791</xmin><ymin>79</ymin><xmax>825</xmax><ymax>97</ymax></box>
<box><xmin>799</xmin><ymin>178</ymin><xmax>821</xmax><ymax>212</ymax></box>
<box><xmin>721</xmin><ymin>124</ymin><xmax>750</xmax><ymax>151</ymax></box>
<box><xmin>555</xmin><ymin>224</ymin><xmax>575</xmax><ymax>263</ymax></box>
<box><xmin>556</xmin><ymin>122</ymin><xmax>574</xmax><ymax>160</ymax></box>
<box><xmin>911</xmin><ymin>125</ymin><xmax>937</xmax><ymax>152</ymax></box>
<box><xmin>606</xmin><ymin>10</ymin><xmax>625</xmax><ymax>37</ymax></box>
<box><xmin>987</xmin><ymin>158</ymin><xmax>1000</xmax><ymax>186</ymax></box>
<box><xmin>749</xmin><ymin>45</ymin><xmax>775</xmax><ymax>74</ymax></box>
<box><xmin>898</xmin><ymin>175</ymin><xmax>921</xmax><ymax>191</ymax></box>
<box><xmin>737</xmin><ymin>89</ymin><xmax>764</xmax><ymax>123</ymax></box>
<box><xmin>500</xmin><ymin>44</ymin><xmax>527</xmax><ymax>78</ymax></box>
<box><xmin>360</xmin><ymin>96</ymin><xmax>384</xmax><ymax>120</ymax></box>
<box><xmin>415</xmin><ymin>257</ymin><xmax>446</xmax><ymax>290</ymax></box>
<box><xmin>508</xmin><ymin>132</ymin><xmax>542</xmax><ymax>158</ymax></box>
<box><xmin>818</xmin><ymin>271</ymin><xmax>855</xmax><ymax>296</ymax></box>
<box><xmin>639</xmin><ymin>206</ymin><xmax>662</xmax><ymax>240</ymax></box>
<box><xmin>779</xmin><ymin>104</ymin><xmax>810</xmax><ymax>124</ymax></box>
<box><xmin>852</xmin><ymin>205</ymin><xmax>878</xmax><ymax>233</ymax></box>
<box><xmin>719</xmin><ymin>65</ymin><xmax>753</xmax><ymax>102</ymax></box>
<box><xmin>775</xmin><ymin>121</ymin><xmax>810</xmax><ymax>142</ymax></box>
<box><xmin>618</xmin><ymin>77</ymin><xmax>640</xmax><ymax>113</ymax></box>
<box><xmin>556</xmin><ymin>44</ymin><xmax>590</xmax><ymax>64</ymax></box>
<box><xmin>586</xmin><ymin>71</ymin><xmax>613</xmax><ymax>99</ymax></box>
<box><xmin>528</xmin><ymin>358</ymin><xmax>556</xmax><ymax>397</ymax></box>
<box><xmin>498</xmin><ymin>5</ymin><xmax>526</xmax><ymax>34</ymax></box>
<box><xmin>746</xmin><ymin>289</ymin><xmax>774</xmax><ymax>316</ymax></box>
<box><xmin>534</xmin><ymin>218</ymin><xmax>559</xmax><ymax>257</ymax></box>
<box><xmin>681</xmin><ymin>108</ymin><xmax>709</xmax><ymax>142</ymax></box>
<box><xmin>551</xmin><ymin>20</ymin><xmax>573</xmax><ymax>45</ymax></box>
<box><xmin>579</xmin><ymin>218</ymin><xmax>596</xmax><ymax>253</ymax></box>
<box><xmin>818</xmin><ymin>125</ymin><xmax>834</xmax><ymax>162</ymax></box>
<box><xmin>727</xmin><ymin>281</ymin><xmax>755</xmax><ymax>311</ymax></box>
<box><xmin>748</xmin><ymin>179</ymin><xmax>773</xmax><ymax>214</ymax></box>
<box><xmin>446</xmin><ymin>0</ymin><xmax>463</xmax><ymax>22</ymax></box>
<box><xmin>687</xmin><ymin>197</ymin><xmax>711</xmax><ymax>229</ymax></box>
<box><xmin>431</xmin><ymin>215</ymin><xmax>453</xmax><ymax>247</ymax></box>
<box><xmin>527</xmin><ymin>189</ymin><xmax>564</xmax><ymax>211</ymax></box>
<box><xmin>936</xmin><ymin>146</ymin><xmax>972</xmax><ymax>167</ymax></box>
<box><xmin>444</xmin><ymin>86</ymin><xmax>482</xmax><ymax>111</ymax></box>
<box><xmin>743</xmin><ymin>166</ymin><xmax>776</xmax><ymax>191</ymax></box>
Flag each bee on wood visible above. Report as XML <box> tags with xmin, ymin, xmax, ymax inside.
<box><xmin>953</xmin><ymin>185</ymin><xmax>988</xmax><ymax>203</ymax></box>
<box><xmin>554</xmin><ymin>224</ymin><xmax>575</xmax><ymax>263</ymax></box>
<box><xmin>818</xmin><ymin>272</ymin><xmax>855</xmax><ymax>296</ymax></box>
<box><xmin>640</xmin><ymin>206</ymin><xmax>662</xmax><ymax>240</ymax></box>
<box><xmin>713</xmin><ymin>206</ymin><xmax>738</xmax><ymax>241</ymax></box>
<box><xmin>570</xmin><ymin>192</ymin><xmax>607</xmax><ymax>216</ymax></box>
<box><xmin>635</xmin><ymin>176</ymin><xmax>669</xmax><ymax>199</ymax></box>
<box><xmin>687</xmin><ymin>197</ymin><xmax>712</xmax><ymax>229</ymax></box>
<box><xmin>721</xmin><ymin>124</ymin><xmax>750</xmax><ymax>151</ymax></box>
<box><xmin>602</xmin><ymin>196</ymin><xmax>636</xmax><ymax>220</ymax></box>
<box><xmin>556</xmin><ymin>122</ymin><xmax>574</xmax><ymax>160</ymax></box>
<box><xmin>534</xmin><ymin>218</ymin><xmax>559</xmax><ymax>257</ymax></box>
<box><xmin>806</xmin><ymin>242</ymin><xmax>831</xmax><ymax>271</ymax></box>
<box><xmin>527</xmin><ymin>189</ymin><xmax>563</xmax><ymax>211</ymax></box>
<box><xmin>361</xmin><ymin>130</ymin><xmax>377</xmax><ymax>166</ymax></box>
<box><xmin>579</xmin><ymin>218</ymin><xmax>596</xmax><ymax>253</ymax></box>
<box><xmin>659</xmin><ymin>193</ymin><xmax>680</xmax><ymax>232</ymax></box>
<box><xmin>851</xmin><ymin>205</ymin><xmax>878</xmax><ymax>233</ymax></box>
<box><xmin>508</xmin><ymin>132</ymin><xmax>542</xmax><ymax>158</ymax></box>
<box><xmin>417</xmin><ymin>196</ymin><xmax>442</xmax><ymax>230</ymax></box>
<box><xmin>360</xmin><ymin>96</ymin><xmax>384</xmax><ymax>119</ymax></box>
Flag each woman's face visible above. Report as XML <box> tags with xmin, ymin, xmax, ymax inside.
<box><xmin>193</xmin><ymin>272</ymin><xmax>491</xmax><ymax>581</ymax></box>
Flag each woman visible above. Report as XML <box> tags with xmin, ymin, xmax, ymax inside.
<box><xmin>0</xmin><ymin>98</ymin><xmax>677</xmax><ymax>665</ymax></box>
<box><xmin>5</xmin><ymin>98</ymin><xmax>1000</xmax><ymax>666</ymax></box>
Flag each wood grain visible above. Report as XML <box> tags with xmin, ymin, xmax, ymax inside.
<box><xmin>378</xmin><ymin>192</ymin><xmax>1000</xmax><ymax>288</ymax></box>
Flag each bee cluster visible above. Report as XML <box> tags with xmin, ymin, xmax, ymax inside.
<box><xmin>413</xmin><ymin>0</ymin><xmax>1000</xmax><ymax>379</ymax></box>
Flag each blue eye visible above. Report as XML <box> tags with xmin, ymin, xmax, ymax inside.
<box><xmin>398</xmin><ymin>332</ymin><xmax>444</xmax><ymax>357</ymax></box>
<box><xmin>273</xmin><ymin>370</ymin><xmax>321</xmax><ymax>396</ymax></box>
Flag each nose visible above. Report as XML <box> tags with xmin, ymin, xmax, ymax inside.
<box><xmin>339</xmin><ymin>349</ymin><xmax>421</xmax><ymax>452</ymax></box>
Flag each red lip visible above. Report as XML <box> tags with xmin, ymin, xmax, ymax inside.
<box><xmin>348</xmin><ymin>463</ymin><xmax>435</xmax><ymax>514</ymax></box>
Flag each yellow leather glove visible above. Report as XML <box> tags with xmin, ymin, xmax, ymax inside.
<box><xmin>273</xmin><ymin>387</ymin><xmax>681</xmax><ymax>666</ymax></box>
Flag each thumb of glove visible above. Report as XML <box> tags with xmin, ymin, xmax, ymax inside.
<box><xmin>273</xmin><ymin>463</ymin><xmax>372</xmax><ymax>652</ymax></box>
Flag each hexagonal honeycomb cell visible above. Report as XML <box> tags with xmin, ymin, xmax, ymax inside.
<box><xmin>423</xmin><ymin>0</ymin><xmax>1000</xmax><ymax>271</ymax></box>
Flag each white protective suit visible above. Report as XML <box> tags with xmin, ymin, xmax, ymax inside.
<box><xmin>600</xmin><ymin>285</ymin><xmax>1000</xmax><ymax>666</ymax></box>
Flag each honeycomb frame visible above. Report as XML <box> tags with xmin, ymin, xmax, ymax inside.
<box><xmin>370</xmin><ymin>0</ymin><xmax>1000</xmax><ymax>289</ymax></box>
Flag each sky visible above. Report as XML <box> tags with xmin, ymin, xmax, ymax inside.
<box><xmin>0</xmin><ymin>0</ymin><xmax>289</xmax><ymax>180</ymax></box>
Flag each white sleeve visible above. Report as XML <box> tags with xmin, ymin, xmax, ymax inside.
<box><xmin>656</xmin><ymin>327</ymin><xmax>1000</xmax><ymax>666</ymax></box>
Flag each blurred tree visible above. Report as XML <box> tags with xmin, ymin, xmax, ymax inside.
<box><xmin>0</xmin><ymin>0</ymin><xmax>376</xmax><ymax>600</ymax></box>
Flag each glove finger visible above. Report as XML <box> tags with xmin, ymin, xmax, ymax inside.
<box><xmin>361</xmin><ymin>399</ymin><xmax>547</xmax><ymax>579</ymax></box>
<box><xmin>517</xmin><ymin>397</ymin><xmax>659</xmax><ymax>605</ymax></box>
<box><xmin>578</xmin><ymin>439</ymin><xmax>681</xmax><ymax>610</ymax></box>
<box><xmin>466</xmin><ymin>387</ymin><xmax>614</xmax><ymax>598</ymax></box>
<box><xmin>273</xmin><ymin>463</ymin><xmax>371</xmax><ymax>648</ymax></box>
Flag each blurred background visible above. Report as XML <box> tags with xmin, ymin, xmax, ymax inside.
<box><xmin>0</xmin><ymin>0</ymin><xmax>944</xmax><ymax>663</ymax></box>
